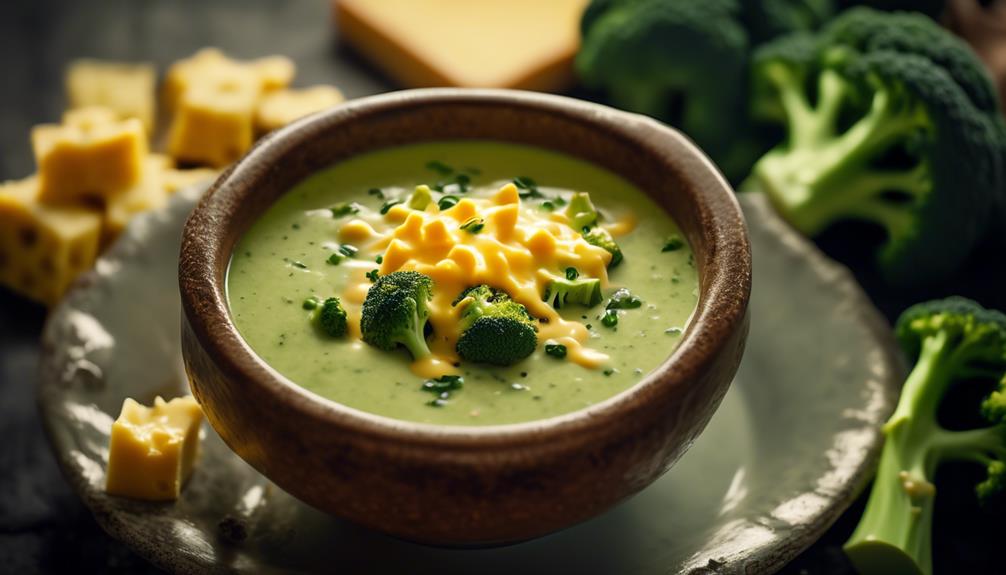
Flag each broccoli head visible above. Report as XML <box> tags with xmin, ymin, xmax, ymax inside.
<box><xmin>582</xmin><ymin>227</ymin><xmax>623</xmax><ymax>268</ymax></box>
<box><xmin>565</xmin><ymin>192</ymin><xmax>599</xmax><ymax>231</ymax></box>
<box><xmin>741</xmin><ymin>0</ymin><xmax>834</xmax><ymax>44</ymax></box>
<box><xmin>748</xmin><ymin>8</ymin><xmax>1006</xmax><ymax>287</ymax></box>
<box><xmin>544</xmin><ymin>276</ymin><xmax>603</xmax><ymax>309</ymax></box>
<box><xmin>360</xmin><ymin>270</ymin><xmax>433</xmax><ymax>360</ymax></box>
<box><xmin>844</xmin><ymin>297</ymin><xmax>1006</xmax><ymax>575</ymax></box>
<box><xmin>311</xmin><ymin>297</ymin><xmax>348</xmax><ymax>338</ymax></box>
<box><xmin>576</xmin><ymin>0</ymin><xmax>748</xmax><ymax>170</ymax></box>
<box><xmin>453</xmin><ymin>285</ymin><xmax>538</xmax><ymax>366</ymax></box>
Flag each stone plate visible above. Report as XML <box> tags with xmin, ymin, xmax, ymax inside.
<box><xmin>38</xmin><ymin>186</ymin><xmax>902</xmax><ymax>575</ymax></box>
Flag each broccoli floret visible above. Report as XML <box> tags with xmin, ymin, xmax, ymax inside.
<box><xmin>408</xmin><ymin>185</ymin><xmax>433</xmax><ymax>210</ymax></box>
<box><xmin>838</xmin><ymin>0</ymin><xmax>946</xmax><ymax>20</ymax></box>
<box><xmin>360</xmin><ymin>271</ymin><xmax>433</xmax><ymax>360</ymax></box>
<box><xmin>544</xmin><ymin>276</ymin><xmax>603</xmax><ymax>309</ymax></box>
<box><xmin>453</xmin><ymin>285</ymin><xmax>537</xmax><ymax>366</ymax></box>
<box><xmin>564</xmin><ymin>192</ymin><xmax>599</xmax><ymax>231</ymax></box>
<box><xmin>748</xmin><ymin>8</ymin><xmax>1006</xmax><ymax>287</ymax></box>
<box><xmin>844</xmin><ymin>297</ymin><xmax>1006</xmax><ymax>575</ymax></box>
<box><xmin>311</xmin><ymin>297</ymin><xmax>348</xmax><ymax>338</ymax></box>
<box><xmin>582</xmin><ymin>227</ymin><xmax>623</xmax><ymax>268</ymax></box>
<box><xmin>577</xmin><ymin>0</ymin><xmax>748</xmax><ymax>174</ymax></box>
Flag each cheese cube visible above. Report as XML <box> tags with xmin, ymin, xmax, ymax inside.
<box><xmin>0</xmin><ymin>178</ymin><xmax>102</xmax><ymax>306</ymax></box>
<box><xmin>163</xmin><ymin>168</ymin><xmax>219</xmax><ymax>195</ymax></box>
<box><xmin>106</xmin><ymin>396</ymin><xmax>204</xmax><ymax>501</ymax></box>
<box><xmin>32</xmin><ymin>112</ymin><xmax>148</xmax><ymax>205</ymax></box>
<box><xmin>255</xmin><ymin>86</ymin><xmax>345</xmax><ymax>133</ymax></box>
<box><xmin>102</xmin><ymin>155</ymin><xmax>173</xmax><ymax>245</ymax></box>
<box><xmin>164</xmin><ymin>48</ymin><xmax>294</xmax><ymax>111</ymax></box>
<box><xmin>167</xmin><ymin>72</ymin><xmax>259</xmax><ymax>167</ymax></box>
<box><xmin>66</xmin><ymin>59</ymin><xmax>156</xmax><ymax>133</ymax></box>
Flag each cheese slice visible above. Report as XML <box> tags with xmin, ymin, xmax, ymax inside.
<box><xmin>32</xmin><ymin>109</ymin><xmax>147</xmax><ymax>205</ymax></box>
<box><xmin>336</xmin><ymin>0</ymin><xmax>588</xmax><ymax>90</ymax></box>
<box><xmin>66</xmin><ymin>59</ymin><xmax>156</xmax><ymax>133</ymax></box>
<box><xmin>0</xmin><ymin>177</ymin><xmax>102</xmax><ymax>306</ymax></box>
<box><xmin>105</xmin><ymin>396</ymin><xmax>204</xmax><ymax>501</ymax></box>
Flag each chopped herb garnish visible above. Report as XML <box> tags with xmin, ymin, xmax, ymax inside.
<box><xmin>292</xmin><ymin>261</ymin><xmax>308</xmax><ymax>270</ymax></box>
<box><xmin>326</xmin><ymin>253</ymin><xmax>343</xmax><ymax>265</ymax></box>
<box><xmin>365</xmin><ymin>269</ymin><xmax>380</xmax><ymax>282</ymax></box>
<box><xmin>425</xmin><ymin>160</ymin><xmax>454</xmax><ymax>176</ymax></box>
<box><xmin>367</xmin><ymin>187</ymin><xmax>385</xmax><ymax>200</ymax></box>
<box><xmin>455</xmin><ymin>173</ymin><xmax>471</xmax><ymax>193</ymax></box>
<box><xmin>514</xmin><ymin>175</ymin><xmax>545</xmax><ymax>199</ymax></box>
<box><xmin>601</xmin><ymin>309</ymin><xmax>619</xmax><ymax>328</ymax></box>
<box><xmin>438</xmin><ymin>195</ymin><xmax>459</xmax><ymax>210</ymax></box>
<box><xmin>460</xmin><ymin>217</ymin><xmax>485</xmax><ymax>234</ymax></box>
<box><xmin>380</xmin><ymin>199</ymin><xmax>403</xmax><ymax>214</ymax></box>
<box><xmin>421</xmin><ymin>375</ymin><xmax>464</xmax><ymax>406</ymax></box>
<box><xmin>665</xmin><ymin>327</ymin><xmax>683</xmax><ymax>335</ymax></box>
<box><xmin>375</xmin><ymin>255</ymin><xmax>384</xmax><ymax>264</ymax></box>
<box><xmin>565</xmin><ymin>267</ymin><xmax>580</xmax><ymax>281</ymax></box>
<box><xmin>541</xmin><ymin>201</ymin><xmax>555</xmax><ymax>211</ymax></box>
<box><xmin>603</xmin><ymin>367</ymin><xmax>616</xmax><ymax>376</ymax></box>
<box><xmin>330</xmin><ymin>202</ymin><xmax>360</xmax><ymax>218</ymax></box>
<box><xmin>662</xmin><ymin>235</ymin><xmax>685</xmax><ymax>252</ymax></box>
<box><xmin>606</xmin><ymin>288</ymin><xmax>642</xmax><ymax>310</ymax></box>
<box><xmin>338</xmin><ymin>244</ymin><xmax>358</xmax><ymax>258</ymax></box>
<box><xmin>302</xmin><ymin>296</ymin><xmax>320</xmax><ymax>310</ymax></box>
<box><xmin>544</xmin><ymin>343</ymin><xmax>568</xmax><ymax>359</ymax></box>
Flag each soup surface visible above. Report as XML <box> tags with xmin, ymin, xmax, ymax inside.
<box><xmin>228</xmin><ymin>141</ymin><xmax>698</xmax><ymax>426</ymax></box>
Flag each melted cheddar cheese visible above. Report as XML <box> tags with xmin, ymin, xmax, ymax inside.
<box><xmin>339</xmin><ymin>182</ymin><xmax>634</xmax><ymax>378</ymax></box>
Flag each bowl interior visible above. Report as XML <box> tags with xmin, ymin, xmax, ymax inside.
<box><xmin>182</xmin><ymin>88</ymin><xmax>751</xmax><ymax>436</ymax></box>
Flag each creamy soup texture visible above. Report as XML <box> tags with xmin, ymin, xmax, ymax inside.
<box><xmin>228</xmin><ymin>141</ymin><xmax>698</xmax><ymax>426</ymax></box>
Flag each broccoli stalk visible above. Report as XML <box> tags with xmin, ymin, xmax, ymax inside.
<box><xmin>360</xmin><ymin>271</ymin><xmax>434</xmax><ymax>360</ymax></box>
<box><xmin>844</xmin><ymin>297</ymin><xmax>1006</xmax><ymax>575</ymax></box>
<box><xmin>582</xmin><ymin>227</ymin><xmax>624</xmax><ymax>268</ymax></box>
<box><xmin>453</xmin><ymin>285</ymin><xmax>538</xmax><ymax>366</ymax></box>
<box><xmin>753</xmin><ymin>61</ymin><xmax>931</xmax><ymax>238</ymax></box>
<box><xmin>544</xmin><ymin>276</ymin><xmax>603</xmax><ymax>309</ymax></box>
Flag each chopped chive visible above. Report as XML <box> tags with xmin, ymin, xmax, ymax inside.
<box><xmin>665</xmin><ymin>327</ymin><xmax>683</xmax><ymax>336</ymax></box>
<box><xmin>421</xmin><ymin>375</ymin><xmax>464</xmax><ymax>406</ymax></box>
<box><xmin>544</xmin><ymin>343</ymin><xmax>567</xmax><ymax>359</ymax></box>
<box><xmin>330</xmin><ymin>202</ymin><xmax>360</xmax><ymax>218</ymax></box>
<box><xmin>565</xmin><ymin>267</ymin><xmax>579</xmax><ymax>281</ymax></box>
<box><xmin>292</xmin><ymin>261</ymin><xmax>308</xmax><ymax>270</ymax></box>
<box><xmin>460</xmin><ymin>217</ymin><xmax>485</xmax><ymax>234</ymax></box>
<box><xmin>662</xmin><ymin>235</ymin><xmax>685</xmax><ymax>252</ymax></box>
<box><xmin>438</xmin><ymin>195</ymin><xmax>459</xmax><ymax>210</ymax></box>
<box><xmin>606</xmin><ymin>288</ymin><xmax>642</xmax><ymax>310</ymax></box>
<box><xmin>601</xmin><ymin>309</ymin><xmax>619</xmax><ymax>328</ymax></box>
<box><xmin>540</xmin><ymin>201</ymin><xmax>555</xmax><ymax>211</ymax></box>
<box><xmin>365</xmin><ymin>269</ymin><xmax>380</xmax><ymax>282</ymax></box>
<box><xmin>426</xmin><ymin>160</ymin><xmax>454</xmax><ymax>176</ymax></box>
<box><xmin>302</xmin><ymin>296</ymin><xmax>320</xmax><ymax>310</ymax></box>
<box><xmin>375</xmin><ymin>255</ymin><xmax>384</xmax><ymax>264</ymax></box>
<box><xmin>326</xmin><ymin>253</ymin><xmax>343</xmax><ymax>265</ymax></box>
<box><xmin>338</xmin><ymin>244</ymin><xmax>358</xmax><ymax>258</ymax></box>
<box><xmin>367</xmin><ymin>188</ymin><xmax>385</xmax><ymax>200</ymax></box>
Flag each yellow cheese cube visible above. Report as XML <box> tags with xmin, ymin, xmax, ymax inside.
<box><xmin>0</xmin><ymin>177</ymin><xmax>102</xmax><ymax>306</ymax></box>
<box><xmin>255</xmin><ymin>86</ymin><xmax>345</xmax><ymax>133</ymax></box>
<box><xmin>106</xmin><ymin>396</ymin><xmax>204</xmax><ymax>501</ymax></box>
<box><xmin>167</xmin><ymin>72</ymin><xmax>259</xmax><ymax>167</ymax></box>
<box><xmin>66</xmin><ymin>59</ymin><xmax>156</xmax><ymax>133</ymax></box>
<box><xmin>164</xmin><ymin>48</ymin><xmax>294</xmax><ymax>111</ymax></box>
<box><xmin>162</xmin><ymin>167</ymin><xmax>219</xmax><ymax>195</ymax></box>
<box><xmin>102</xmin><ymin>155</ymin><xmax>173</xmax><ymax>246</ymax></box>
<box><xmin>32</xmin><ymin>114</ymin><xmax>147</xmax><ymax>205</ymax></box>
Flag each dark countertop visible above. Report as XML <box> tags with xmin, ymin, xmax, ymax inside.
<box><xmin>1</xmin><ymin>1</ymin><xmax>1001</xmax><ymax>573</ymax></box>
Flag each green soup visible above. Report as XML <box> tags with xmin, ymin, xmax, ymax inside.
<box><xmin>227</xmin><ymin>141</ymin><xmax>698</xmax><ymax>426</ymax></box>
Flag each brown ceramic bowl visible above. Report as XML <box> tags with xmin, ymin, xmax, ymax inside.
<box><xmin>179</xmin><ymin>89</ymin><xmax>751</xmax><ymax>547</ymax></box>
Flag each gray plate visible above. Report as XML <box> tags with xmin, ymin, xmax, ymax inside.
<box><xmin>38</xmin><ymin>186</ymin><xmax>902</xmax><ymax>575</ymax></box>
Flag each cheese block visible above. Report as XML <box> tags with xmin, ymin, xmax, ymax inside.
<box><xmin>32</xmin><ymin>110</ymin><xmax>148</xmax><ymax>205</ymax></box>
<box><xmin>163</xmin><ymin>167</ymin><xmax>219</xmax><ymax>194</ymax></box>
<box><xmin>66</xmin><ymin>59</ymin><xmax>156</xmax><ymax>133</ymax></box>
<box><xmin>335</xmin><ymin>0</ymin><xmax>588</xmax><ymax>90</ymax></box>
<box><xmin>167</xmin><ymin>70</ymin><xmax>259</xmax><ymax>167</ymax></box>
<box><xmin>164</xmin><ymin>48</ymin><xmax>295</xmax><ymax>112</ymax></box>
<box><xmin>0</xmin><ymin>177</ymin><xmax>102</xmax><ymax>306</ymax></box>
<box><xmin>103</xmin><ymin>155</ymin><xmax>173</xmax><ymax>245</ymax></box>
<box><xmin>106</xmin><ymin>396</ymin><xmax>204</xmax><ymax>501</ymax></box>
<box><xmin>255</xmin><ymin>85</ymin><xmax>345</xmax><ymax>133</ymax></box>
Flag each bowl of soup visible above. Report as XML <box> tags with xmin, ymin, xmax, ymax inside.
<box><xmin>179</xmin><ymin>89</ymin><xmax>751</xmax><ymax>546</ymax></box>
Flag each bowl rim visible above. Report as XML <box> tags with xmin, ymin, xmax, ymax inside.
<box><xmin>179</xmin><ymin>88</ymin><xmax>752</xmax><ymax>448</ymax></box>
